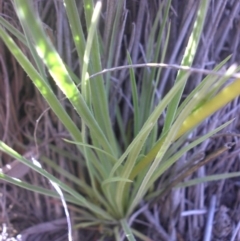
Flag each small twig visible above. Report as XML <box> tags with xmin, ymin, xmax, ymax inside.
<box><xmin>89</xmin><ymin>62</ymin><xmax>239</xmax><ymax>79</ymax></box>
<box><xmin>181</xmin><ymin>209</ymin><xmax>207</xmax><ymax>216</ymax></box>
<box><xmin>211</xmin><ymin>131</ymin><xmax>240</xmax><ymax>138</ymax></box>
<box><xmin>230</xmin><ymin>221</ymin><xmax>240</xmax><ymax>241</ymax></box>
<box><xmin>143</xmin><ymin>207</ymin><xmax>170</xmax><ymax>241</ymax></box>
<box><xmin>203</xmin><ymin>195</ymin><xmax>216</xmax><ymax>241</ymax></box>
<box><xmin>159</xmin><ymin>143</ymin><xmax>233</xmax><ymax>197</ymax></box>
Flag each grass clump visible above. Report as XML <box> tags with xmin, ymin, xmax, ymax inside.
<box><xmin>0</xmin><ymin>0</ymin><xmax>240</xmax><ymax>240</ymax></box>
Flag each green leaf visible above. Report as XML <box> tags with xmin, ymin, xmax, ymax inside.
<box><xmin>120</xmin><ymin>219</ymin><xmax>137</xmax><ymax>241</ymax></box>
<box><xmin>163</xmin><ymin>0</ymin><xmax>210</xmax><ymax>134</ymax></box>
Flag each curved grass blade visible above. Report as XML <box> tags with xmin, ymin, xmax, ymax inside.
<box><xmin>13</xmin><ymin>0</ymin><xmax>114</xmax><ymax>155</ymax></box>
<box><xmin>0</xmin><ymin>26</ymin><xmax>84</xmax><ymax>147</ymax></box>
<box><xmin>0</xmin><ymin>142</ymin><xmax>113</xmax><ymax>220</ymax></box>
<box><xmin>163</xmin><ymin>0</ymin><xmax>209</xmax><ymax>134</ymax></box>
<box><xmin>0</xmin><ymin>173</ymin><xmax>79</xmax><ymax>204</ymax></box>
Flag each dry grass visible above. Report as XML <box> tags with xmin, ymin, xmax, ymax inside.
<box><xmin>1</xmin><ymin>0</ymin><xmax>240</xmax><ymax>240</ymax></box>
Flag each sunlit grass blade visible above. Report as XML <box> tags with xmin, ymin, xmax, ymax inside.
<box><xmin>81</xmin><ymin>1</ymin><xmax>101</xmax><ymax>104</ymax></box>
<box><xmin>163</xmin><ymin>0</ymin><xmax>210</xmax><ymax>134</ymax></box>
<box><xmin>177</xmin><ymin>78</ymin><xmax>240</xmax><ymax>138</ymax></box>
<box><xmin>13</xmin><ymin>0</ymin><xmax>114</xmax><ymax>155</ymax></box>
<box><xmin>1</xmin><ymin>14</ymin><xmax>48</xmax><ymax>82</ymax></box>
<box><xmin>176</xmin><ymin>55</ymin><xmax>232</xmax><ymax>117</ymax></box>
<box><xmin>82</xmin><ymin>1</ymin><xmax>118</xmax><ymax>153</ymax></box>
<box><xmin>128</xmin><ymin>73</ymin><xmax>222</xmax><ymax>214</ymax></box>
<box><xmin>130</xmin><ymin>72</ymin><xmax>240</xmax><ymax>180</ymax></box>
<box><xmin>79</xmin><ymin>0</ymin><xmax>105</xmax><ymax>208</ymax></box>
<box><xmin>0</xmin><ymin>26</ymin><xmax>84</xmax><ymax>146</ymax></box>
<box><xmin>144</xmin><ymin>119</ymin><xmax>233</xmax><ymax>200</ymax></box>
<box><xmin>63</xmin><ymin>0</ymin><xmax>86</xmax><ymax>65</ymax></box>
<box><xmin>0</xmin><ymin>14</ymin><xmax>80</xmax><ymax>85</ymax></box>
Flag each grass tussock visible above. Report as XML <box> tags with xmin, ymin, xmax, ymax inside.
<box><xmin>0</xmin><ymin>1</ymin><xmax>240</xmax><ymax>241</ymax></box>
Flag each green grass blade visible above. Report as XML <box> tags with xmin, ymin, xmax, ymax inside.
<box><xmin>139</xmin><ymin>0</ymin><xmax>171</xmax><ymax>125</ymax></box>
<box><xmin>110</xmin><ymin>73</ymin><xmax>189</xmax><ymax>179</ymax></box>
<box><xmin>41</xmin><ymin>156</ymin><xmax>94</xmax><ymax>196</ymax></box>
<box><xmin>81</xmin><ymin>1</ymin><xmax>101</xmax><ymax>105</ymax></box>
<box><xmin>177</xmin><ymin>172</ymin><xmax>240</xmax><ymax>188</ymax></box>
<box><xmin>104</xmin><ymin>0</ymin><xmax>125</xmax><ymax>92</ymax></box>
<box><xmin>13</xmin><ymin>0</ymin><xmax>114</xmax><ymax>155</ymax></box>
<box><xmin>0</xmin><ymin>142</ymin><xmax>113</xmax><ymax>220</ymax></box>
<box><xmin>120</xmin><ymin>219</ymin><xmax>137</xmax><ymax>241</ymax></box>
<box><xmin>102</xmin><ymin>177</ymin><xmax>133</xmax><ymax>186</ymax></box>
<box><xmin>176</xmin><ymin>56</ymin><xmax>232</xmax><ymax>117</ymax></box>
<box><xmin>63</xmin><ymin>0</ymin><xmax>86</xmax><ymax>65</ymax></box>
<box><xmin>148</xmin><ymin>119</ymin><xmax>233</xmax><ymax>195</ymax></box>
<box><xmin>82</xmin><ymin>0</ymin><xmax>118</xmax><ymax>154</ymax></box>
<box><xmin>0</xmin><ymin>173</ymin><xmax>80</xmax><ymax>205</ymax></box>
<box><xmin>127</xmin><ymin>52</ymin><xmax>140</xmax><ymax>137</ymax></box>
<box><xmin>63</xmin><ymin>139</ymin><xmax>117</xmax><ymax>163</ymax></box>
<box><xmin>163</xmin><ymin>0</ymin><xmax>209</xmax><ymax>134</ymax></box>
<box><xmin>0</xmin><ymin>15</ymin><xmax>26</xmax><ymax>43</ymax></box>
<box><xmin>128</xmin><ymin>72</ymin><xmax>218</xmax><ymax>214</ymax></box>
<box><xmin>130</xmin><ymin>71</ymin><xmax>219</xmax><ymax>179</ymax></box>
<box><xmin>0</xmin><ymin>26</ymin><xmax>84</xmax><ymax>146</ymax></box>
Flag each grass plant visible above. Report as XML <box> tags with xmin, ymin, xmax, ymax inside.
<box><xmin>1</xmin><ymin>0</ymin><xmax>240</xmax><ymax>240</ymax></box>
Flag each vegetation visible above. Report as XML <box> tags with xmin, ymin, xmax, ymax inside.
<box><xmin>1</xmin><ymin>0</ymin><xmax>240</xmax><ymax>240</ymax></box>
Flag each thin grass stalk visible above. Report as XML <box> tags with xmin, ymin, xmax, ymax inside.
<box><xmin>139</xmin><ymin>0</ymin><xmax>172</xmax><ymax>126</ymax></box>
<box><xmin>127</xmin><ymin>53</ymin><xmax>140</xmax><ymax>137</ymax></box>
<box><xmin>63</xmin><ymin>0</ymin><xmax>86</xmax><ymax>66</ymax></box>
